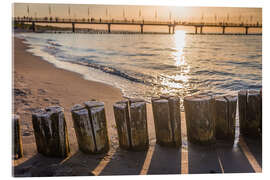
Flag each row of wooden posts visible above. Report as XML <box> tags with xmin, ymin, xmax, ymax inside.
<box><xmin>13</xmin><ymin>89</ymin><xmax>262</xmax><ymax>159</ymax></box>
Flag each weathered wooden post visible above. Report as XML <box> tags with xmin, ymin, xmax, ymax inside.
<box><xmin>238</xmin><ymin>90</ymin><xmax>262</xmax><ymax>138</ymax></box>
<box><xmin>214</xmin><ymin>95</ymin><xmax>237</xmax><ymax>142</ymax></box>
<box><xmin>152</xmin><ymin>98</ymin><xmax>173</xmax><ymax>145</ymax></box>
<box><xmin>71</xmin><ymin>101</ymin><xmax>109</xmax><ymax>154</ymax></box>
<box><xmin>13</xmin><ymin>114</ymin><xmax>23</xmax><ymax>159</ymax></box>
<box><xmin>151</xmin><ymin>96</ymin><xmax>181</xmax><ymax>147</ymax></box>
<box><xmin>71</xmin><ymin>104</ymin><xmax>96</xmax><ymax>153</ymax></box>
<box><xmin>32</xmin><ymin>106</ymin><xmax>70</xmax><ymax>157</ymax></box>
<box><xmin>84</xmin><ymin>100</ymin><xmax>110</xmax><ymax>153</ymax></box>
<box><xmin>113</xmin><ymin>100</ymin><xmax>130</xmax><ymax>149</ymax></box>
<box><xmin>113</xmin><ymin>99</ymin><xmax>149</xmax><ymax>151</ymax></box>
<box><xmin>184</xmin><ymin>95</ymin><xmax>215</xmax><ymax>144</ymax></box>
<box><xmin>129</xmin><ymin>101</ymin><xmax>149</xmax><ymax>150</ymax></box>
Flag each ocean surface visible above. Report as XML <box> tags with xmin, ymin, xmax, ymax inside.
<box><xmin>15</xmin><ymin>32</ymin><xmax>262</xmax><ymax>108</ymax></box>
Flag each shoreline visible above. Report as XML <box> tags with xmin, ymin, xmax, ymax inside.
<box><xmin>13</xmin><ymin>36</ymin><xmax>125</xmax><ymax>163</ymax></box>
<box><xmin>12</xmin><ymin>36</ymin><xmax>159</xmax><ymax>176</ymax></box>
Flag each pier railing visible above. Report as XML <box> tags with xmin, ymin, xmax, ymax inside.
<box><xmin>13</xmin><ymin>17</ymin><xmax>262</xmax><ymax>34</ymax></box>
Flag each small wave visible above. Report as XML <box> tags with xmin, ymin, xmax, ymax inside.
<box><xmin>66</xmin><ymin>60</ymin><xmax>154</xmax><ymax>86</ymax></box>
<box><xmin>195</xmin><ymin>70</ymin><xmax>236</xmax><ymax>76</ymax></box>
<box><xmin>124</xmin><ymin>53</ymin><xmax>157</xmax><ymax>57</ymax></box>
<box><xmin>47</xmin><ymin>41</ymin><xmax>62</xmax><ymax>47</ymax></box>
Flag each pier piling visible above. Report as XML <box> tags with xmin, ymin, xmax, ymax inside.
<box><xmin>195</xmin><ymin>26</ymin><xmax>198</xmax><ymax>34</ymax></box>
<box><xmin>108</xmin><ymin>24</ymin><xmax>111</xmax><ymax>33</ymax></box>
<box><xmin>13</xmin><ymin>114</ymin><xmax>23</xmax><ymax>159</ymax></box>
<box><xmin>32</xmin><ymin>106</ymin><xmax>70</xmax><ymax>157</ymax></box>
<box><xmin>222</xmin><ymin>26</ymin><xmax>225</xmax><ymax>34</ymax></box>
<box><xmin>184</xmin><ymin>95</ymin><xmax>215</xmax><ymax>144</ymax></box>
<box><xmin>72</xmin><ymin>22</ymin><xmax>75</xmax><ymax>33</ymax></box>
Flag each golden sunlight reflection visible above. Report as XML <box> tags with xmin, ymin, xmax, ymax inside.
<box><xmin>174</xmin><ymin>30</ymin><xmax>187</xmax><ymax>67</ymax></box>
<box><xmin>160</xmin><ymin>30</ymin><xmax>190</xmax><ymax>95</ymax></box>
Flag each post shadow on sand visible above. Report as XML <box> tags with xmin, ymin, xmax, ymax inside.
<box><xmin>215</xmin><ymin>140</ymin><xmax>255</xmax><ymax>173</ymax></box>
<box><xmin>188</xmin><ymin>140</ymin><xmax>256</xmax><ymax>174</ymax></box>
<box><xmin>188</xmin><ymin>142</ymin><xmax>222</xmax><ymax>174</ymax></box>
<box><xmin>13</xmin><ymin>151</ymin><xmax>106</xmax><ymax>177</ymax></box>
<box><xmin>13</xmin><ymin>153</ymin><xmax>65</xmax><ymax>177</ymax></box>
<box><xmin>242</xmin><ymin>137</ymin><xmax>262</xmax><ymax>167</ymax></box>
<box><xmin>99</xmin><ymin>147</ymin><xmax>148</xmax><ymax>175</ymax></box>
<box><xmin>147</xmin><ymin>144</ymin><xmax>181</xmax><ymax>175</ymax></box>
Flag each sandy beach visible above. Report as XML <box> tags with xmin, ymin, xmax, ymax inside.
<box><xmin>12</xmin><ymin>36</ymin><xmax>165</xmax><ymax>176</ymax></box>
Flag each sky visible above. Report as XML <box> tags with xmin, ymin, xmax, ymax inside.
<box><xmin>13</xmin><ymin>3</ymin><xmax>262</xmax><ymax>23</ymax></box>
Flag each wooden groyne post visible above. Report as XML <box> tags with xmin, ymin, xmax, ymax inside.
<box><xmin>32</xmin><ymin>106</ymin><xmax>70</xmax><ymax>158</ymax></box>
<box><xmin>13</xmin><ymin>114</ymin><xmax>23</xmax><ymax>159</ymax></box>
<box><xmin>113</xmin><ymin>99</ymin><xmax>149</xmax><ymax>151</ymax></box>
<box><xmin>184</xmin><ymin>95</ymin><xmax>215</xmax><ymax>144</ymax></box>
<box><xmin>214</xmin><ymin>95</ymin><xmax>237</xmax><ymax>142</ymax></box>
<box><xmin>238</xmin><ymin>90</ymin><xmax>262</xmax><ymax>138</ymax></box>
<box><xmin>71</xmin><ymin>100</ymin><xmax>110</xmax><ymax>154</ymax></box>
<box><xmin>151</xmin><ymin>96</ymin><xmax>181</xmax><ymax>147</ymax></box>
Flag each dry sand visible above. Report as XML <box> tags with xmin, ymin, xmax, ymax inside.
<box><xmin>12</xmin><ymin>37</ymin><xmax>167</xmax><ymax>176</ymax></box>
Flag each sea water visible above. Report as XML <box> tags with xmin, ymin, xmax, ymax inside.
<box><xmin>15</xmin><ymin>32</ymin><xmax>262</xmax><ymax>108</ymax></box>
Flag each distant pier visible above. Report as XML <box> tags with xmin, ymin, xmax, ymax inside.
<box><xmin>13</xmin><ymin>17</ymin><xmax>262</xmax><ymax>35</ymax></box>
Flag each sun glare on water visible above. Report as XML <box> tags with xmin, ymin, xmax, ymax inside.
<box><xmin>159</xmin><ymin>30</ymin><xmax>191</xmax><ymax>95</ymax></box>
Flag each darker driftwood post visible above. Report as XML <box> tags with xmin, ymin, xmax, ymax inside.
<box><xmin>71</xmin><ymin>104</ymin><xmax>96</xmax><ymax>153</ymax></box>
<box><xmin>214</xmin><ymin>95</ymin><xmax>237</xmax><ymax>142</ymax></box>
<box><xmin>13</xmin><ymin>114</ymin><xmax>23</xmax><ymax>159</ymax></box>
<box><xmin>32</xmin><ymin>106</ymin><xmax>70</xmax><ymax>157</ymax></box>
<box><xmin>184</xmin><ymin>95</ymin><xmax>215</xmax><ymax>144</ymax></box>
<box><xmin>238</xmin><ymin>90</ymin><xmax>262</xmax><ymax>138</ymax></box>
<box><xmin>84</xmin><ymin>100</ymin><xmax>110</xmax><ymax>153</ymax></box>
<box><xmin>151</xmin><ymin>96</ymin><xmax>182</xmax><ymax>147</ymax></box>
<box><xmin>129</xmin><ymin>101</ymin><xmax>149</xmax><ymax>150</ymax></box>
<box><xmin>113</xmin><ymin>99</ymin><xmax>149</xmax><ymax>151</ymax></box>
